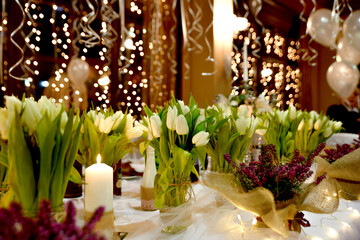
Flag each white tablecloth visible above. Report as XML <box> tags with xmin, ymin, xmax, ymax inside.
<box><xmin>67</xmin><ymin>178</ymin><xmax>360</xmax><ymax>240</ymax></box>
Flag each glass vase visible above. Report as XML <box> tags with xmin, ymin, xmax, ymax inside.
<box><xmin>159</xmin><ymin>178</ymin><xmax>193</xmax><ymax>234</ymax></box>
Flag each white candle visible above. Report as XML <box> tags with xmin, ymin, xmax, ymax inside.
<box><xmin>243</xmin><ymin>38</ymin><xmax>248</xmax><ymax>82</ymax></box>
<box><xmin>85</xmin><ymin>154</ymin><xmax>113</xmax><ymax>213</ymax></box>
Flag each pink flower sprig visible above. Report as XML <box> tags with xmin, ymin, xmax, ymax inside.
<box><xmin>321</xmin><ymin>134</ymin><xmax>360</xmax><ymax>163</ymax></box>
<box><xmin>224</xmin><ymin>143</ymin><xmax>325</xmax><ymax>201</ymax></box>
<box><xmin>0</xmin><ymin>200</ymin><xmax>105</xmax><ymax>240</ymax></box>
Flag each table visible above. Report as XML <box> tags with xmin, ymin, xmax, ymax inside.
<box><xmin>68</xmin><ymin>178</ymin><xmax>360</xmax><ymax>240</ymax></box>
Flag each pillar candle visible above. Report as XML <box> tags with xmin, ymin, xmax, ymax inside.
<box><xmin>85</xmin><ymin>154</ymin><xmax>113</xmax><ymax>213</ymax></box>
<box><xmin>243</xmin><ymin>39</ymin><xmax>248</xmax><ymax>82</ymax></box>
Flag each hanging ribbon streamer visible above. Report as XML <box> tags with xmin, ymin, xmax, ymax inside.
<box><xmin>100</xmin><ymin>0</ymin><xmax>119</xmax><ymax>71</ymax></box>
<box><xmin>72</xmin><ymin>0</ymin><xmax>100</xmax><ymax>57</ymax></box>
<box><xmin>0</xmin><ymin>0</ymin><xmax>5</xmax><ymax>84</ymax></box>
<box><xmin>9</xmin><ymin>0</ymin><xmax>26</xmax><ymax>81</ymax></box>
<box><xmin>180</xmin><ymin>0</ymin><xmax>190</xmax><ymax>80</ymax></box>
<box><xmin>297</xmin><ymin>0</ymin><xmax>311</xmax><ymax>63</ymax></box>
<box><xmin>186</xmin><ymin>0</ymin><xmax>203</xmax><ymax>53</ymax></box>
<box><xmin>250</xmin><ymin>0</ymin><xmax>264</xmax><ymax>59</ymax></box>
<box><xmin>201</xmin><ymin>0</ymin><xmax>216</xmax><ymax>77</ymax></box>
<box><xmin>79</xmin><ymin>0</ymin><xmax>100</xmax><ymax>48</ymax></box>
<box><xmin>118</xmin><ymin>0</ymin><xmax>131</xmax><ymax>74</ymax></box>
<box><xmin>167</xmin><ymin>0</ymin><xmax>178</xmax><ymax>76</ymax></box>
<box><xmin>151</xmin><ymin>0</ymin><xmax>163</xmax><ymax>85</ymax></box>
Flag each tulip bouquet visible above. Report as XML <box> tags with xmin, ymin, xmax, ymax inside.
<box><xmin>295</xmin><ymin>110</ymin><xmax>342</xmax><ymax>156</ymax></box>
<box><xmin>256</xmin><ymin>105</ymin><xmax>304</xmax><ymax>160</ymax></box>
<box><xmin>0</xmin><ymin>96</ymin><xmax>82</xmax><ymax>216</ymax></box>
<box><xmin>140</xmin><ymin>95</ymin><xmax>209</xmax><ymax>209</ymax></box>
<box><xmin>78</xmin><ymin>109</ymin><xmax>143</xmax><ymax>168</ymax></box>
<box><xmin>205</xmin><ymin>104</ymin><xmax>258</xmax><ymax>172</ymax></box>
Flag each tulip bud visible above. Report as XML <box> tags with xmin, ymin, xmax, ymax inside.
<box><xmin>99</xmin><ymin>116</ymin><xmax>114</xmax><ymax>134</ymax></box>
<box><xmin>235</xmin><ymin>116</ymin><xmax>247</xmax><ymax>135</ymax></box>
<box><xmin>192</xmin><ymin>131</ymin><xmax>209</xmax><ymax>147</ymax></box>
<box><xmin>21</xmin><ymin>98</ymin><xmax>42</xmax><ymax>132</ymax></box>
<box><xmin>332</xmin><ymin>121</ymin><xmax>342</xmax><ymax>131</ymax></box>
<box><xmin>166</xmin><ymin>106</ymin><xmax>177</xmax><ymax>130</ymax></box>
<box><xmin>323</xmin><ymin>126</ymin><xmax>333</xmax><ymax>138</ymax></box>
<box><xmin>314</xmin><ymin>119</ymin><xmax>321</xmax><ymax>131</ymax></box>
<box><xmin>126</xmin><ymin>127</ymin><xmax>143</xmax><ymax>139</ymax></box>
<box><xmin>125</xmin><ymin>114</ymin><xmax>135</xmax><ymax>131</ymax></box>
<box><xmin>175</xmin><ymin>115</ymin><xmax>189</xmax><ymax>135</ymax></box>
<box><xmin>0</xmin><ymin>108</ymin><xmax>9</xmax><ymax>139</ymax></box>
<box><xmin>178</xmin><ymin>100</ymin><xmax>190</xmax><ymax>115</ymax></box>
<box><xmin>150</xmin><ymin>115</ymin><xmax>162</xmax><ymax>138</ymax></box>
<box><xmin>195</xmin><ymin>114</ymin><xmax>205</xmax><ymax>128</ymax></box>
<box><xmin>238</xmin><ymin>105</ymin><xmax>248</xmax><ymax>117</ymax></box>
<box><xmin>289</xmin><ymin>104</ymin><xmax>296</xmax><ymax>121</ymax></box>
<box><xmin>298</xmin><ymin>120</ymin><xmax>304</xmax><ymax>131</ymax></box>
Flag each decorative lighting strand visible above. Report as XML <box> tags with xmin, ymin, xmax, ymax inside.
<box><xmin>0</xmin><ymin>0</ymin><xmax>5</xmax><ymax>84</ymax></box>
<box><xmin>21</xmin><ymin>0</ymin><xmax>37</xmax><ymax>76</ymax></box>
<box><xmin>118</xmin><ymin>0</ymin><xmax>131</xmax><ymax>74</ymax></box>
<box><xmin>9</xmin><ymin>0</ymin><xmax>27</xmax><ymax>81</ymax></box>
<box><xmin>201</xmin><ymin>0</ymin><xmax>216</xmax><ymax>76</ymax></box>
<box><xmin>71</xmin><ymin>0</ymin><xmax>81</xmax><ymax>57</ymax></box>
<box><xmin>251</xmin><ymin>0</ymin><xmax>264</xmax><ymax>59</ymax></box>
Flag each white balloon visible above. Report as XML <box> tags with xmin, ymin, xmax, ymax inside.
<box><xmin>67</xmin><ymin>58</ymin><xmax>90</xmax><ymax>84</ymax></box>
<box><xmin>343</xmin><ymin>10</ymin><xmax>360</xmax><ymax>51</ymax></box>
<box><xmin>337</xmin><ymin>36</ymin><xmax>360</xmax><ymax>65</ymax></box>
<box><xmin>306</xmin><ymin>9</ymin><xmax>340</xmax><ymax>47</ymax></box>
<box><xmin>326</xmin><ymin>61</ymin><xmax>359</xmax><ymax>99</ymax></box>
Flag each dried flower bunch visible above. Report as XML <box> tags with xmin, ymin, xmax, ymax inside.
<box><xmin>321</xmin><ymin>134</ymin><xmax>360</xmax><ymax>163</ymax></box>
<box><xmin>0</xmin><ymin>200</ymin><xmax>105</xmax><ymax>240</ymax></box>
<box><xmin>224</xmin><ymin>143</ymin><xmax>325</xmax><ymax>201</ymax></box>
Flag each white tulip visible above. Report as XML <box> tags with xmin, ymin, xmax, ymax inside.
<box><xmin>5</xmin><ymin>96</ymin><xmax>22</xmax><ymax>126</ymax></box>
<box><xmin>0</xmin><ymin>108</ymin><xmax>9</xmax><ymax>139</ymax></box>
<box><xmin>278</xmin><ymin>111</ymin><xmax>287</xmax><ymax>125</ymax></box>
<box><xmin>150</xmin><ymin>115</ymin><xmax>162</xmax><ymax>138</ymax></box>
<box><xmin>166</xmin><ymin>106</ymin><xmax>177</xmax><ymax>130</ymax></box>
<box><xmin>94</xmin><ymin>113</ymin><xmax>104</xmax><ymax>128</ymax></box>
<box><xmin>126</xmin><ymin>127</ymin><xmax>143</xmax><ymax>139</ymax></box>
<box><xmin>22</xmin><ymin>98</ymin><xmax>42</xmax><ymax>132</ymax></box>
<box><xmin>87</xmin><ymin>110</ymin><xmax>97</xmax><ymax>121</ymax></box>
<box><xmin>235</xmin><ymin>116</ymin><xmax>248</xmax><ymax>135</ymax></box>
<box><xmin>60</xmin><ymin>111</ymin><xmax>68</xmax><ymax>130</ymax></box>
<box><xmin>308</xmin><ymin>118</ymin><xmax>313</xmax><ymax>131</ymax></box>
<box><xmin>256</xmin><ymin>129</ymin><xmax>267</xmax><ymax>136</ymax></box>
<box><xmin>289</xmin><ymin>104</ymin><xmax>296</xmax><ymax>121</ymax></box>
<box><xmin>332</xmin><ymin>121</ymin><xmax>342</xmax><ymax>131</ymax></box>
<box><xmin>298</xmin><ymin>120</ymin><xmax>304</xmax><ymax>131</ymax></box>
<box><xmin>238</xmin><ymin>105</ymin><xmax>248</xmax><ymax>117</ymax></box>
<box><xmin>175</xmin><ymin>115</ymin><xmax>189</xmax><ymax>135</ymax></box>
<box><xmin>314</xmin><ymin>119</ymin><xmax>322</xmax><ymax>131</ymax></box>
<box><xmin>195</xmin><ymin>114</ymin><xmax>205</xmax><ymax>128</ymax></box>
<box><xmin>248</xmin><ymin>117</ymin><xmax>258</xmax><ymax>137</ymax></box>
<box><xmin>192</xmin><ymin>131</ymin><xmax>209</xmax><ymax>147</ymax></box>
<box><xmin>99</xmin><ymin>116</ymin><xmax>114</xmax><ymax>134</ymax></box>
<box><xmin>178</xmin><ymin>100</ymin><xmax>190</xmax><ymax>115</ymax></box>
<box><xmin>309</xmin><ymin>111</ymin><xmax>318</xmax><ymax>119</ymax></box>
<box><xmin>323</xmin><ymin>126</ymin><xmax>333</xmax><ymax>138</ymax></box>
<box><xmin>125</xmin><ymin>114</ymin><xmax>135</xmax><ymax>131</ymax></box>
<box><xmin>37</xmin><ymin>96</ymin><xmax>53</xmax><ymax>116</ymax></box>
<box><xmin>112</xmin><ymin>111</ymin><xmax>125</xmax><ymax>130</ymax></box>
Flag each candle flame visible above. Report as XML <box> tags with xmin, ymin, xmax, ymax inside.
<box><xmin>96</xmin><ymin>154</ymin><xmax>101</xmax><ymax>164</ymax></box>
